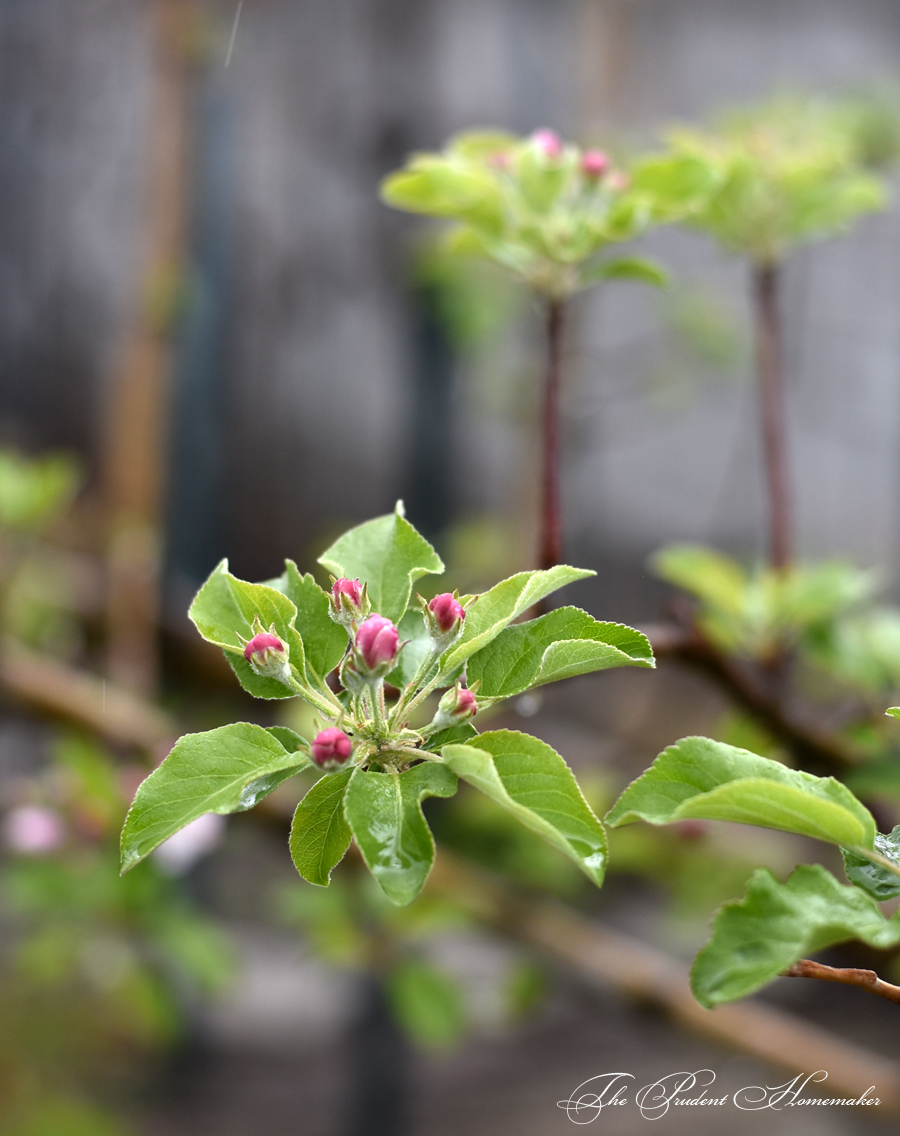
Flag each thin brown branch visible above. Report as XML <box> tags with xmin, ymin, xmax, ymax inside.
<box><xmin>644</xmin><ymin>619</ymin><xmax>860</xmax><ymax>776</ymax></box>
<box><xmin>784</xmin><ymin>958</ymin><xmax>900</xmax><ymax>1006</ymax></box>
<box><xmin>753</xmin><ymin>261</ymin><xmax>791</xmax><ymax>571</ymax></box>
<box><xmin>538</xmin><ymin>297</ymin><xmax>565</xmax><ymax>571</ymax></box>
<box><xmin>427</xmin><ymin>852</ymin><xmax>900</xmax><ymax>1112</ymax></box>
<box><xmin>0</xmin><ymin>638</ymin><xmax>178</xmax><ymax>753</ymax></box>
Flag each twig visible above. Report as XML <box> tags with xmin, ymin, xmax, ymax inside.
<box><xmin>538</xmin><ymin>298</ymin><xmax>565</xmax><ymax>571</ymax></box>
<box><xmin>0</xmin><ymin>639</ymin><xmax>177</xmax><ymax>752</ymax></box>
<box><xmin>427</xmin><ymin>852</ymin><xmax>900</xmax><ymax>1112</ymax></box>
<box><xmin>753</xmin><ymin>261</ymin><xmax>791</xmax><ymax>571</ymax></box>
<box><xmin>783</xmin><ymin>958</ymin><xmax>900</xmax><ymax>1006</ymax></box>
<box><xmin>644</xmin><ymin>619</ymin><xmax>860</xmax><ymax>775</ymax></box>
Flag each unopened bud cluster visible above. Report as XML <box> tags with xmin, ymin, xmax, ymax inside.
<box><xmin>244</xmin><ymin>578</ymin><xmax>477</xmax><ymax>775</ymax></box>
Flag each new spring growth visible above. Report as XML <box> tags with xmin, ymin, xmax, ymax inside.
<box><xmin>329</xmin><ymin>576</ymin><xmax>370</xmax><ymax>630</ymax></box>
<box><xmin>311</xmin><ymin>727</ymin><xmax>353</xmax><ymax>771</ymax></box>
<box><xmin>243</xmin><ymin>622</ymin><xmax>291</xmax><ymax>685</ymax></box>
<box><xmin>423</xmin><ymin>591</ymin><xmax>466</xmax><ymax>652</ymax></box>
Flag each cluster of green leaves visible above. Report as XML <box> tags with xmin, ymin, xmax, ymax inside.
<box><xmin>605</xmin><ymin>735</ymin><xmax>900</xmax><ymax>1006</ymax></box>
<box><xmin>654</xmin><ymin>543</ymin><xmax>876</xmax><ymax>662</ymax></box>
<box><xmin>381</xmin><ymin>129</ymin><xmax>714</xmax><ymax>298</ymax></box>
<box><xmin>120</xmin><ymin>504</ymin><xmax>653</xmax><ymax>906</ymax></box>
<box><xmin>663</xmin><ymin>96</ymin><xmax>887</xmax><ymax>264</ymax></box>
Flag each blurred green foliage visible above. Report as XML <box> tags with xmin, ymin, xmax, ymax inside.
<box><xmin>664</xmin><ymin>95</ymin><xmax>888</xmax><ymax>264</ymax></box>
<box><xmin>382</xmin><ymin>128</ymin><xmax>715</xmax><ymax>298</ymax></box>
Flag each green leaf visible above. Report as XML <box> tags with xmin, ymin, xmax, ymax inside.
<box><xmin>581</xmin><ymin>256</ymin><xmax>668</xmax><ymax>289</ymax></box>
<box><xmin>888</xmin><ymin>706</ymin><xmax>900</xmax><ymax>719</ymax></box>
<box><xmin>317</xmin><ymin>502</ymin><xmax>444</xmax><ymax>624</ymax></box>
<box><xmin>120</xmin><ymin>724</ymin><xmax>311</xmax><ymax>871</ymax></box>
<box><xmin>342</xmin><ymin>762</ymin><xmax>458</xmax><ymax>905</ymax></box>
<box><xmin>691</xmin><ymin>864</ymin><xmax>900</xmax><ymax>1007</ymax></box>
<box><xmin>440</xmin><ymin>565</ymin><xmax>594</xmax><ymax>673</ymax></box>
<box><xmin>425</xmin><ymin>721</ymin><xmax>479</xmax><ymax>750</ymax></box>
<box><xmin>189</xmin><ymin>560</ymin><xmax>305</xmax><ymax>699</ymax></box>
<box><xmin>265</xmin><ymin>725</ymin><xmax>308</xmax><ymax>752</ymax></box>
<box><xmin>289</xmin><ymin>768</ymin><xmax>354</xmax><ymax>886</ymax></box>
<box><xmin>268</xmin><ymin>561</ymin><xmax>348</xmax><ymax>682</ymax></box>
<box><xmin>467</xmin><ymin>606</ymin><xmax>653</xmax><ymax>699</ymax></box>
<box><xmin>442</xmin><ymin>730</ymin><xmax>607</xmax><ymax>886</ymax></box>
<box><xmin>606</xmin><ymin>736</ymin><xmax>876</xmax><ymax>850</ymax></box>
<box><xmin>386</xmin><ymin>959</ymin><xmax>466</xmax><ymax>1048</ymax></box>
<box><xmin>842</xmin><ymin>826</ymin><xmax>900</xmax><ymax>900</ymax></box>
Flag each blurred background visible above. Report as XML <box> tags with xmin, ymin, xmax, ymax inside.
<box><xmin>3</xmin><ymin>1</ymin><xmax>900</xmax><ymax>1134</ymax></box>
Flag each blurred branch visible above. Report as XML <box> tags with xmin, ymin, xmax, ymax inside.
<box><xmin>427</xmin><ymin>852</ymin><xmax>900</xmax><ymax>1113</ymax></box>
<box><xmin>0</xmin><ymin>639</ymin><xmax>177</xmax><ymax>753</ymax></box>
<box><xmin>784</xmin><ymin>959</ymin><xmax>900</xmax><ymax>1006</ymax></box>
<box><xmin>645</xmin><ymin>619</ymin><xmax>860</xmax><ymax>775</ymax></box>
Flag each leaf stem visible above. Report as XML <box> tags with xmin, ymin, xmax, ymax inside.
<box><xmin>753</xmin><ymin>261</ymin><xmax>791</xmax><ymax>571</ymax></box>
<box><xmin>783</xmin><ymin>958</ymin><xmax>900</xmax><ymax>1006</ymax></box>
<box><xmin>848</xmin><ymin>845</ymin><xmax>900</xmax><ymax>883</ymax></box>
<box><xmin>389</xmin><ymin>648</ymin><xmax>439</xmax><ymax>727</ymax></box>
<box><xmin>538</xmin><ymin>296</ymin><xmax>565</xmax><ymax>571</ymax></box>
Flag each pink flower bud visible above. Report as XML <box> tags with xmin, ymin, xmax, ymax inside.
<box><xmin>434</xmin><ymin>683</ymin><xmax>478</xmax><ymax>729</ymax></box>
<box><xmin>531</xmin><ymin>128</ymin><xmax>563</xmax><ymax>159</ymax></box>
<box><xmin>581</xmin><ymin>149</ymin><xmax>610</xmax><ymax>178</ymax></box>
<box><xmin>355</xmin><ymin>614</ymin><xmax>400</xmax><ymax>673</ymax></box>
<box><xmin>243</xmin><ymin>631</ymin><xmax>285</xmax><ymax>663</ymax></box>
<box><xmin>606</xmin><ymin>170</ymin><xmax>630</xmax><ymax>192</ymax></box>
<box><xmin>311</xmin><ymin>727</ymin><xmax>353</xmax><ymax>769</ymax></box>
<box><xmin>429</xmin><ymin>593</ymin><xmax>466</xmax><ymax>634</ymax></box>
<box><xmin>488</xmin><ymin>150</ymin><xmax>510</xmax><ymax>169</ymax></box>
<box><xmin>332</xmin><ymin>577</ymin><xmax>363</xmax><ymax>607</ymax></box>
<box><xmin>242</xmin><ymin>628</ymin><xmax>291</xmax><ymax>684</ymax></box>
<box><xmin>3</xmin><ymin>805</ymin><xmax>65</xmax><ymax>855</ymax></box>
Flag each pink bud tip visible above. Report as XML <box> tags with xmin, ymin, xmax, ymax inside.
<box><xmin>429</xmin><ymin>593</ymin><xmax>465</xmax><ymax>634</ymax></box>
<box><xmin>332</xmin><ymin>577</ymin><xmax>363</xmax><ymax>605</ymax></box>
<box><xmin>581</xmin><ymin>149</ymin><xmax>610</xmax><ymax>178</ymax></box>
<box><xmin>243</xmin><ymin>632</ymin><xmax>284</xmax><ymax>662</ymax></box>
<box><xmin>456</xmin><ymin>687</ymin><xmax>477</xmax><ymax>717</ymax></box>
<box><xmin>311</xmin><ymin>727</ymin><xmax>353</xmax><ymax>767</ymax></box>
<box><xmin>3</xmin><ymin>806</ymin><xmax>65</xmax><ymax>854</ymax></box>
<box><xmin>355</xmin><ymin>614</ymin><xmax>400</xmax><ymax>670</ymax></box>
<box><xmin>531</xmin><ymin>128</ymin><xmax>563</xmax><ymax>159</ymax></box>
<box><xmin>606</xmin><ymin>170</ymin><xmax>630</xmax><ymax>192</ymax></box>
<box><xmin>488</xmin><ymin>151</ymin><xmax>510</xmax><ymax>169</ymax></box>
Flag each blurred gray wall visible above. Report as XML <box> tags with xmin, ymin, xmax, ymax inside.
<box><xmin>2</xmin><ymin>0</ymin><xmax>900</xmax><ymax>603</ymax></box>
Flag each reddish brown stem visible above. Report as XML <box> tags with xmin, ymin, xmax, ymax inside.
<box><xmin>783</xmin><ymin>959</ymin><xmax>900</xmax><ymax>1006</ymax></box>
<box><xmin>753</xmin><ymin>261</ymin><xmax>791</xmax><ymax>571</ymax></box>
<box><xmin>538</xmin><ymin>298</ymin><xmax>565</xmax><ymax>571</ymax></box>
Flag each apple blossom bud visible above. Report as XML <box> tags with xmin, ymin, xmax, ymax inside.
<box><xmin>531</xmin><ymin>128</ymin><xmax>563</xmax><ymax>159</ymax></box>
<box><xmin>581</xmin><ymin>149</ymin><xmax>610</xmax><ymax>178</ymax></box>
<box><xmin>243</xmin><ymin>626</ymin><xmax>291</xmax><ymax>685</ymax></box>
<box><xmin>329</xmin><ymin>576</ymin><xmax>370</xmax><ymax>628</ymax></box>
<box><xmin>431</xmin><ymin>683</ymin><xmax>477</xmax><ymax>732</ymax></box>
<box><xmin>311</xmin><ymin>727</ymin><xmax>353</xmax><ymax>770</ymax></box>
<box><xmin>423</xmin><ymin>592</ymin><xmax>466</xmax><ymax>650</ymax></box>
<box><xmin>3</xmin><ymin>805</ymin><xmax>65</xmax><ymax>855</ymax></box>
<box><xmin>354</xmin><ymin>614</ymin><xmax>400</xmax><ymax>676</ymax></box>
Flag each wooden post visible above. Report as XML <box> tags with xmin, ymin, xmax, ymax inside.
<box><xmin>103</xmin><ymin>0</ymin><xmax>194</xmax><ymax>695</ymax></box>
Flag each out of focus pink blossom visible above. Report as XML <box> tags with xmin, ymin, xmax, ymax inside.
<box><xmin>3</xmin><ymin>805</ymin><xmax>65</xmax><ymax>854</ymax></box>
